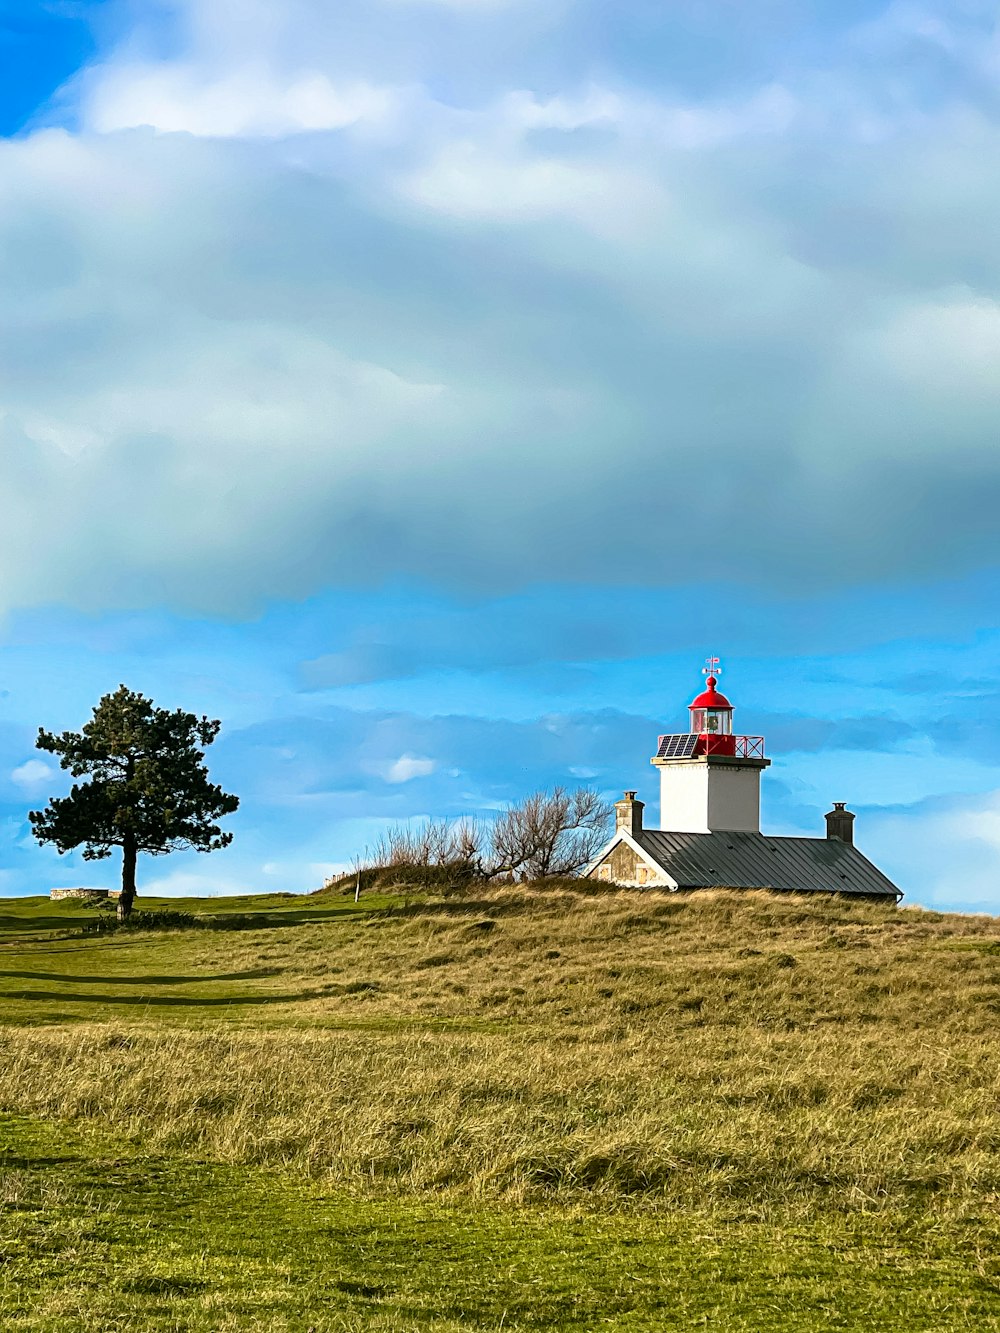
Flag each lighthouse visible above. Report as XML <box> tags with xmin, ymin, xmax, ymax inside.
<box><xmin>652</xmin><ymin>658</ymin><xmax>769</xmax><ymax>834</ymax></box>
<box><xmin>584</xmin><ymin>658</ymin><xmax>902</xmax><ymax>901</ymax></box>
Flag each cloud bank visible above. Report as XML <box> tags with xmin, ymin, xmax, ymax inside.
<box><xmin>0</xmin><ymin>1</ymin><xmax>991</xmax><ymax>617</ymax></box>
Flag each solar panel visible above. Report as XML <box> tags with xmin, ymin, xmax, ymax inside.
<box><xmin>656</xmin><ymin>733</ymin><xmax>699</xmax><ymax>759</ymax></box>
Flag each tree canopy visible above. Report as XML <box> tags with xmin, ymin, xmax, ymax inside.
<box><xmin>29</xmin><ymin>686</ymin><xmax>238</xmax><ymax>920</ymax></box>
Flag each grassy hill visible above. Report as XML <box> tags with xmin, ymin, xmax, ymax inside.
<box><xmin>2</xmin><ymin>883</ymin><xmax>1000</xmax><ymax>1330</ymax></box>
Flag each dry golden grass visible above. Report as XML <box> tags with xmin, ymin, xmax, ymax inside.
<box><xmin>1</xmin><ymin>885</ymin><xmax>999</xmax><ymax>1217</ymax></box>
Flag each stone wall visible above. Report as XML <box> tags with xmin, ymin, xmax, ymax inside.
<box><xmin>50</xmin><ymin>887</ymin><xmax>116</xmax><ymax>901</ymax></box>
<box><xmin>586</xmin><ymin>840</ymin><xmax>665</xmax><ymax>887</ymax></box>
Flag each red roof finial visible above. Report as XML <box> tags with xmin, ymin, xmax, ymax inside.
<box><xmin>703</xmin><ymin>654</ymin><xmax>722</xmax><ymax>688</ymax></box>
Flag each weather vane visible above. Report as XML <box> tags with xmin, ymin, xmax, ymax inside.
<box><xmin>703</xmin><ymin>655</ymin><xmax>722</xmax><ymax>679</ymax></box>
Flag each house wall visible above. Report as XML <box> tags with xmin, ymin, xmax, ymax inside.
<box><xmin>706</xmin><ymin>765</ymin><xmax>762</xmax><ymax>832</ymax></box>
<box><xmin>586</xmin><ymin>838</ymin><xmax>667</xmax><ymax>887</ymax></box>
<box><xmin>659</xmin><ymin>760</ymin><xmax>762</xmax><ymax>833</ymax></box>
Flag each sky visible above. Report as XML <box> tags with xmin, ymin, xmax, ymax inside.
<box><xmin>1</xmin><ymin>0</ymin><xmax>999</xmax><ymax>910</ymax></box>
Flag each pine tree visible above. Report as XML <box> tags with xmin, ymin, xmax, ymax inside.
<box><xmin>29</xmin><ymin>686</ymin><xmax>239</xmax><ymax>921</ymax></box>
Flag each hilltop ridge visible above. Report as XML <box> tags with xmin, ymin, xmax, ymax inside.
<box><xmin>0</xmin><ymin>883</ymin><xmax>996</xmax><ymax>1204</ymax></box>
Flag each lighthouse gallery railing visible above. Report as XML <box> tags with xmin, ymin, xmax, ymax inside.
<box><xmin>734</xmin><ymin>735</ymin><xmax>765</xmax><ymax>758</ymax></box>
<box><xmin>656</xmin><ymin>734</ymin><xmax>766</xmax><ymax>759</ymax></box>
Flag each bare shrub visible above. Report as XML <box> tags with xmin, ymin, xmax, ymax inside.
<box><xmin>370</xmin><ymin>818</ymin><xmax>487</xmax><ymax>874</ymax></box>
<box><xmin>325</xmin><ymin>788</ymin><xmax>611</xmax><ymax>892</ymax></box>
<box><xmin>487</xmin><ymin>787</ymin><xmax>611</xmax><ymax>880</ymax></box>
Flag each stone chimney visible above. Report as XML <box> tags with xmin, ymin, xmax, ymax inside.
<box><xmin>615</xmin><ymin>791</ymin><xmax>644</xmax><ymax>838</ymax></box>
<box><xmin>825</xmin><ymin>802</ymin><xmax>855</xmax><ymax>845</ymax></box>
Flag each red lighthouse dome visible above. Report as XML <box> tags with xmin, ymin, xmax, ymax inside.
<box><xmin>689</xmin><ymin>675</ymin><xmax>733</xmax><ymax>712</ymax></box>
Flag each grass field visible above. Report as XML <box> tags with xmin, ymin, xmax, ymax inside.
<box><xmin>2</xmin><ymin>883</ymin><xmax>1000</xmax><ymax>1329</ymax></box>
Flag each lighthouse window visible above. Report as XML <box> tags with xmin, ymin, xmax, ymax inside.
<box><xmin>692</xmin><ymin>707</ymin><xmax>732</xmax><ymax>734</ymax></box>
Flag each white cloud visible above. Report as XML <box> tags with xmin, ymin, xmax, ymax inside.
<box><xmin>851</xmin><ymin>2</ymin><xmax>1000</xmax><ymax>83</ymax></box>
<box><xmin>381</xmin><ymin>754</ymin><xmax>437</xmax><ymax>783</ymax></box>
<box><xmin>502</xmin><ymin>87</ymin><xmax>626</xmax><ymax>132</ymax></box>
<box><xmin>85</xmin><ymin>62</ymin><xmax>398</xmax><ymax>138</ymax></box>
<box><xmin>868</xmin><ymin>791</ymin><xmax>1000</xmax><ymax>915</ymax></box>
<box><xmin>141</xmin><ymin>870</ymin><xmax>251</xmax><ymax>897</ymax></box>
<box><xmin>310</xmin><ymin>861</ymin><xmax>348</xmax><ymax>881</ymax></box>
<box><xmin>396</xmin><ymin>139</ymin><xmax>665</xmax><ymax>235</ymax></box>
<box><xmin>10</xmin><ymin>760</ymin><xmax>56</xmax><ymax>789</ymax></box>
<box><xmin>386</xmin><ymin>0</ymin><xmax>532</xmax><ymax>9</ymax></box>
<box><xmin>497</xmin><ymin>83</ymin><xmax>799</xmax><ymax>148</ymax></box>
<box><xmin>950</xmin><ymin>799</ymin><xmax>1000</xmax><ymax>856</ymax></box>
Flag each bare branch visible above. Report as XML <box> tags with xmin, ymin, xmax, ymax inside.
<box><xmin>485</xmin><ymin>787</ymin><xmax>612</xmax><ymax>881</ymax></box>
<box><xmin>353</xmin><ymin>788</ymin><xmax>611</xmax><ymax>887</ymax></box>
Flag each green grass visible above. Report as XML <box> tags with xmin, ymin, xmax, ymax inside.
<box><xmin>3</xmin><ymin>884</ymin><xmax>1000</xmax><ymax>1328</ymax></box>
<box><xmin>0</xmin><ymin>892</ymin><xmax>398</xmax><ymax>1027</ymax></box>
<box><xmin>4</xmin><ymin>1114</ymin><xmax>1000</xmax><ymax>1331</ymax></box>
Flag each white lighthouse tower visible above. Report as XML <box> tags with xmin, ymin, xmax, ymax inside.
<box><xmin>651</xmin><ymin>657</ymin><xmax>769</xmax><ymax>833</ymax></box>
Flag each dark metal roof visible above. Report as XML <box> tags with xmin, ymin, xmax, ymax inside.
<box><xmin>635</xmin><ymin>829</ymin><xmax>901</xmax><ymax>899</ymax></box>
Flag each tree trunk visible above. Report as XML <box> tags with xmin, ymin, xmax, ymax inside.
<box><xmin>118</xmin><ymin>837</ymin><xmax>138</xmax><ymax>922</ymax></box>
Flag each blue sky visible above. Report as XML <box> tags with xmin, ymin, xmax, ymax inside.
<box><xmin>2</xmin><ymin>0</ymin><xmax>1000</xmax><ymax>910</ymax></box>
